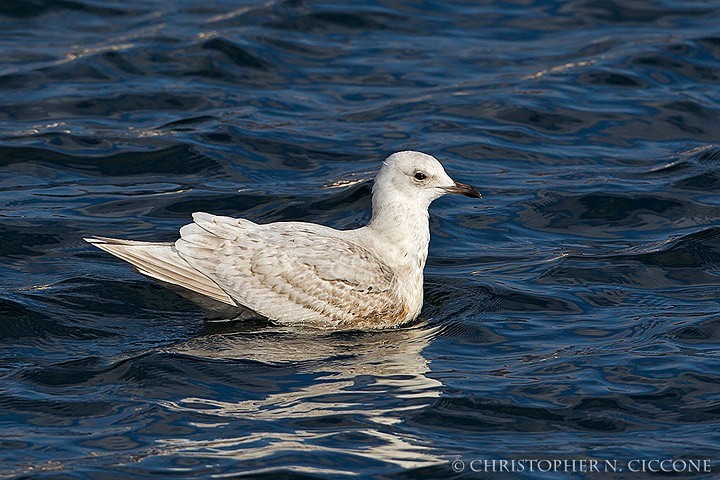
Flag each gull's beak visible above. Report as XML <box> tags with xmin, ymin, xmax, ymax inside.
<box><xmin>444</xmin><ymin>181</ymin><xmax>482</xmax><ymax>198</ymax></box>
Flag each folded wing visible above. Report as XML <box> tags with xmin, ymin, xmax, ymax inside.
<box><xmin>175</xmin><ymin>212</ymin><xmax>404</xmax><ymax>328</ymax></box>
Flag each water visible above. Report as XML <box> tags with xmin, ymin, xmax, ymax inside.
<box><xmin>2</xmin><ymin>0</ymin><xmax>720</xmax><ymax>478</ymax></box>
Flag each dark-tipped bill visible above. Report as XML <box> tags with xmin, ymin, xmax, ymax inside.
<box><xmin>445</xmin><ymin>181</ymin><xmax>482</xmax><ymax>198</ymax></box>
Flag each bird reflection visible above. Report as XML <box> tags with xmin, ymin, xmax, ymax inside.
<box><xmin>154</xmin><ymin>321</ymin><xmax>444</xmax><ymax>472</ymax></box>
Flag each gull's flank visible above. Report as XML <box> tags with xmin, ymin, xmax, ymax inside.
<box><xmin>85</xmin><ymin>151</ymin><xmax>481</xmax><ymax>330</ymax></box>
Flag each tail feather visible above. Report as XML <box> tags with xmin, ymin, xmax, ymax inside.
<box><xmin>84</xmin><ymin>236</ymin><xmax>237</xmax><ymax>307</ymax></box>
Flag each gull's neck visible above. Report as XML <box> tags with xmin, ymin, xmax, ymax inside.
<box><xmin>364</xmin><ymin>188</ymin><xmax>431</xmax><ymax>275</ymax></box>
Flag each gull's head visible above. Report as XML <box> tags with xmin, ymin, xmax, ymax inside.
<box><xmin>373</xmin><ymin>151</ymin><xmax>481</xmax><ymax>207</ymax></box>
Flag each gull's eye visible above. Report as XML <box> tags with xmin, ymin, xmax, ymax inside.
<box><xmin>414</xmin><ymin>171</ymin><xmax>427</xmax><ymax>181</ymax></box>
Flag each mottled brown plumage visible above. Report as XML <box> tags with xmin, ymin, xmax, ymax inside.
<box><xmin>85</xmin><ymin>151</ymin><xmax>481</xmax><ymax>329</ymax></box>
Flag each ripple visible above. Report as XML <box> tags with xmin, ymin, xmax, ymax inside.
<box><xmin>630</xmin><ymin>47</ymin><xmax>720</xmax><ymax>85</ymax></box>
<box><xmin>561</xmin><ymin>0</ymin><xmax>716</xmax><ymax>26</ymax></box>
<box><xmin>496</xmin><ymin>106</ymin><xmax>587</xmax><ymax>134</ymax></box>
<box><xmin>521</xmin><ymin>192</ymin><xmax>720</xmax><ymax>237</ymax></box>
<box><xmin>672</xmin><ymin>317</ymin><xmax>720</xmax><ymax>344</ymax></box>
<box><xmin>538</xmin><ymin>227</ymin><xmax>720</xmax><ymax>287</ymax></box>
<box><xmin>0</xmin><ymin>144</ymin><xmax>222</xmax><ymax>176</ymax></box>
<box><xmin>201</xmin><ymin>37</ymin><xmax>271</xmax><ymax>70</ymax></box>
<box><xmin>0</xmin><ymin>391</ymin><xmax>116</xmax><ymax>423</ymax></box>
<box><xmin>0</xmin><ymin>224</ymin><xmax>61</xmax><ymax>258</ymax></box>
<box><xmin>269</xmin><ymin>10</ymin><xmax>403</xmax><ymax>33</ymax></box>
<box><xmin>0</xmin><ymin>0</ymin><xmax>131</xmax><ymax>18</ymax></box>
<box><xmin>1</xmin><ymin>92</ymin><xmax>214</xmax><ymax>122</ymax></box>
<box><xmin>578</xmin><ymin>69</ymin><xmax>647</xmax><ymax>88</ymax></box>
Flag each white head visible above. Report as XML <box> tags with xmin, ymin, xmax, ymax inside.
<box><xmin>372</xmin><ymin>151</ymin><xmax>481</xmax><ymax>210</ymax></box>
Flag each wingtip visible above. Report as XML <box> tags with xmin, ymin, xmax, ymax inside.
<box><xmin>192</xmin><ymin>211</ymin><xmax>212</xmax><ymax>222</ymax></box>
<box><xmin>84</xmin><ymin>236</ymin><xmax>114</xmax><ymax>245</ymax></box>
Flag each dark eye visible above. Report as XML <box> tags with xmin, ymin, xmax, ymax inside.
<box><xmin>414</xmin><ymin>172</ymin><xmax>427</xmax><ymax>181</ymax></box>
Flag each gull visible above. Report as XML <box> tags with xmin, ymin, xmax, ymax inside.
<box><xmin>85</xmin><ymin>151</ymin><xmax>481</xmax><ymax>330</ymax></box>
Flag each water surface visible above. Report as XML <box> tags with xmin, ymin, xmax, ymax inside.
<box><xmin>1</xmin><ymin>0</ymin><xmax>720</xmax><ymax>478</ymax></box>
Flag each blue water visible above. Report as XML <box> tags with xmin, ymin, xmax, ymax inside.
<box><xmin>2</xmin><ymin>1</ymin><xmax>720</xmax><ymax>478</ymax></box>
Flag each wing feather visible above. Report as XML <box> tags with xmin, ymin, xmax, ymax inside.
<box><xmin>85</xmin><ymin>236</ymin><xmax>237</xmax><ymax>306</ymax></box>
<box><xmin>175</xmin><ymin>213</ymin><xmax>405</xmax><ymax>328</ymax></box>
